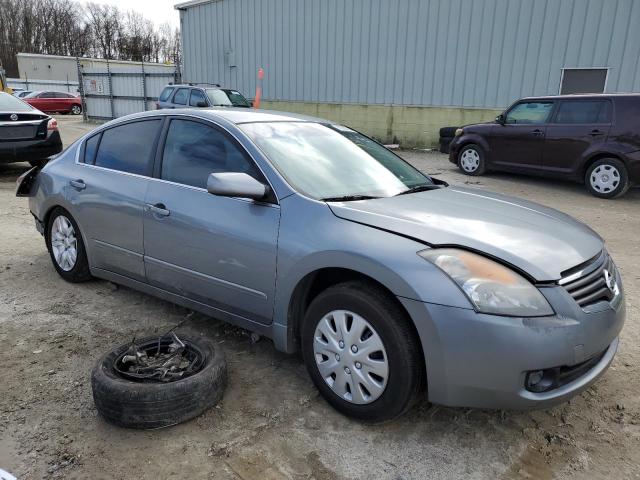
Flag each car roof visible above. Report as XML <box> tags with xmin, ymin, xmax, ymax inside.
<box><xmin>518</xmin><ymin>93</ymin><xmax>640</xmax><ymax>102</ymax></box>
<box><xmin>109</xmin><ymin>107</ymin><xmax>334</xmax><ymax>126</ymax></box>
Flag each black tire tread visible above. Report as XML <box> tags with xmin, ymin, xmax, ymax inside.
<box><xmin>91</xmin><ymin>334</ymin><xmax>226</xmax><ymax>429</ymax></box>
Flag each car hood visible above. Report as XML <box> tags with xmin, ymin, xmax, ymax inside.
<box><xmin>328</xmin><ymin>186</ymin><xmax>603</xmax><ymax>281</ymax></box>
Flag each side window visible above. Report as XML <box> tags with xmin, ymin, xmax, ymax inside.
<box><xmin>172</xmin><ymin>88</ymin><xmax>189</xmax><ymax>105</ymax></box>
<box><xmin>94</xmin><ymin>120</ymin><xmax>162</xmax><ymax>175</ymax></box>
<box><xmin>189</xmin><ymin>89</ymin><xmax>207</xmax><ymax>107</ymax></box>
<box><xmin>83</xmin><ymin>133</ymin><xmax>101</xmax><ymax>164</ymax></box>
<box><xmin>555</xmin><ymin>100</ymin><xmax>612</xmax><ymax>124</ymax></box>
<box><xmin>159</xmin><ymin>87</ymin><xmax>174</xmax><ymax>102</ymax></box>
<box><xmin>40</xmin><ymin>92</ymin><xmax>56</xmax><ymax>98</ymax></box>
<box><xmin>505</xmin><ymin>102</ymin><xmax>554</xmax><ymax>124</ymax></box>
<box><xmin>161</xmin><ymin>119</ymin><xmax>261</xmax><ymax>189</ymax></box>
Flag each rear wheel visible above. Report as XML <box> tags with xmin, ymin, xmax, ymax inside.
<box><xmin>301</xmin><ymin>281</ymin><xmax>424</xmax><ymax>423</ymax></box>
<box><xmin>585</xmin><ymin>158</ymin><xmax>630</xmax><ymax>199</ymax></box>
<box><xmin>457</xmin><ymin>143</ymin><xmax>486</xmax><ymax>176</ymax></box>
<box><xmin>46</xmin><ymin>207</ymin><xmax>92</xmax><ymax>282</ymax></box>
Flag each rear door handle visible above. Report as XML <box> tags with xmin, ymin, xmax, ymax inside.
<box><xmin>146</xmin><ymin>203</ymin><xmax>170</xmax><ymax>217</ymax></box>
<box><xmin>69</xmin><ymin>179</ymin><xmax>86</xmax><ymax>190</ymax></box>
<box><xmin>589</xmin><ymin>129</ymin><xmax>604</xmax><ymax>136</ymax></box>
<box><xmin>531</xmin><ymin>129</ymin><xmax>544</xmax><ymax>136</ymax></box>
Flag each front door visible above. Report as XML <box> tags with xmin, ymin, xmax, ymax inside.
<box><xmin>489</xmin><ymin>101</ymin><xmax>555</xmax><ymax>170</ymax></box>
<box><xmin>71</xmin><ymin>118</ymin><xmax>163</xmax><ymax>282</ymax></box>
<box><xmin>542</xmin><ymin>99</ymin><xmax>612</xmax><ymax>176</ymax></box>
<box><xmin>143</xmin><ymin>117</ymin><xmax>280</xmax><ymax>324</ymax></box>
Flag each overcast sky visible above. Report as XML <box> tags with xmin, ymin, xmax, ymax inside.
<box><xmin>78</xmin><ymin>0</ymin><xmax>181</xmax><ymax>28</ymax></box>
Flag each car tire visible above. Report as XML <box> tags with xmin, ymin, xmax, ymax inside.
<box><xmin>301</xmin><ymin>281</ymin><xmax>424</xmax><ymax>423</ymax></box>
<box><xmin>457</xmin><ymin>143</ymin><xmax>486</xmax><ymax>176</ymax></box>
<box><xmin>585</xmin><ymin>158</ymin><xmax>630</xmax><ymax>199</ymax></box>
<box><xmin>91</xmin><ymin>334</ymin><xmax>226</xmax><ymax>429</ymax></box>
<box><xmin>439</xmin><ymin>126</ymin><xmax>459</xmax><ymax>137</ymax></box>
<box><xmin>71</xmin><ymin>104</ymin><xmax>82</xmax><ymax>115</ymax></box>
<box><xmin>439</xmin><ymin>136</ymin><xmax>453</xmax><ymax>154</ymax></box>
<box><xmin>46</xmin><ymin>207</ymin><xmax>92</xmax><ymax>282</ymax></box>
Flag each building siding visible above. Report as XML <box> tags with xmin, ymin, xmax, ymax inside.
<box><xmin>180</xmin><ymin>0</ymin><xmax>640</xmax><ymax>109</ymax></box>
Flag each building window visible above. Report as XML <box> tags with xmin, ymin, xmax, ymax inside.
<box><xmin>560</xmin><ymin>69</ymin><xmax>608</xmax><ymax>95</ymax></box>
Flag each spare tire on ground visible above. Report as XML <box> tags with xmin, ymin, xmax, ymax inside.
<box><xmin>439</xmin><ymin>136</ymin><xmax>454</xmax><ymax>154</ymax></box>
<box><xmin>91</xmin><ymin>332</ymin><xmax>226</xmax><ymax>429</ymax></box>
<box><xmin>439</xmin><ymin>126</ymin><xmax>459</xmax><ymax>137</ymax></box>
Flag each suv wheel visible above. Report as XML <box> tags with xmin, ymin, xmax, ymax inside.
<box><xmin>301</xmin><ymin>281</ymin><xmax>424</xmax><ymax>423</ymax></box>
<box><xmin>457</xmin><ymin>144</ymin><xmax>486</xmax><ymax>176</ymax></box>
<box><xmin>585</xmin><ymin>158</ymin><xmax>630</xmax><ymax>199</ymax></box>
<box><xmin>46</xmin><ymin>207</ymin><xmax>92</xmax><ymax>282</ymax></box>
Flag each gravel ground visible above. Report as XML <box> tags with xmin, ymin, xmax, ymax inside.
<box><xmin>1</xmin><ymin>115</ymin><xmax>639</xmax><ymax>480</ymax></box>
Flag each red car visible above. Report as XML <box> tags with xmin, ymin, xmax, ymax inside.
<box><xmin>23</xmin><ymin>91</ymin><xmax>82</xmax><ymax>115</ymax></box>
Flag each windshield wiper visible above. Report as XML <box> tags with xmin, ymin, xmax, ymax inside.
<box><xmin>321</xmin><ymin>195</ymin><xmax>380</xmax><ymax>202</ymax></box>
<box><xmin>395</xmin><ymin>184</ymin><xmax>442</xmax><ymax>196</ymax></box>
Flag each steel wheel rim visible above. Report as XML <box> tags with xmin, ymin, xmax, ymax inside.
<box><xmin>590</xmin><ymin>164</ymin><xmax>620</xmax><ymax>193</ymax></box>
<box><xmin>51</xmin><ymin>215</ymin><xmax>78</xmax><ymax>271</ymax></box>
<box><xmin>313</xmin><ymin>310</ymin><xmax>389</xmax><ymax>405</ymax></box>
<box><xmin>460</xmin><ymin>148</ymin><xmax>480</xmax><ymax>172</ymax></box>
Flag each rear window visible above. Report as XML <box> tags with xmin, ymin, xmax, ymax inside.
<box><xmin>94</xmin><ymin>120</ymin><xmax>162</xmax><ymax>175</ymax></box>
<box><xmin>159</xmin><ymin>87</ymin><xmax>174</xmax><ymax>102</ymax></box>
<box><xmin>554</xmin><ymin>100</ymin><xmax>612</xmax><ymax>124</ymax></box>
<box><xmin>172</xmin><ymin>88</ymin><xmax>189</xmax><ymax>105</ymax></box>
<box><xmin>0</xmin><ymin>92</ymin><xmax>33</xmax><ymax>111</ymax></box>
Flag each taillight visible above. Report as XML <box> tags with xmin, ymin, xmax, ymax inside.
<box><xmin>47</xmin><ymin>118</ymin><xmax>58</xmax><ymax>131</ymax></box>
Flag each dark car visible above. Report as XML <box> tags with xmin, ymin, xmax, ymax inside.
<box><xmin>23</xmin><ymin>91</ymin><xmax>82</xmax><ymax>115</ymax></box>
<box><xmin>0</xmin><ymin>92</ymin><xmax>62</xmax><ymax>166</ymax></box>
<box><xmin>156</xmin><ymin>84</ymin><xmax>251</xmax><ymax>110</ymax></box>
<box><xmin>449</xmin><ymin>94</ymin><xmax>640</xmax><ymax>198</ymax></box>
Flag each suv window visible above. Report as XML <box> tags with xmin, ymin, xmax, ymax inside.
<box><xmin>172</xmin><ymin>88</ymin><xmax>189</xmax><ymax>105</ymax></box>
<box><xmin>84</xmin><ymin>133</ymin><xmax>101</xmax><ymax>164</ymax></box>
<box><xmin>159</xmin><ymin>87</ymin><xmax>174</xmax><ymax>102</ymax></box>
<box><xmin>505</xmin><ymin>102</ymin><xmax>554</xmax><ymax>124</ymax></box>
<box><xmin>189</xmin><ymin>89</ymin><xmax>207</xmax><ymax>107</ymax></box>
<box><xmin>161</xmin><ymin>119</ymin><xmax>260</xmax><ymax>189</ymax></box>
<box><xmin>555</xmin><ymin>100</ymin><xmax>612</xmax><ymax>124</ymax></box>
<box><xmin>94</xmin><ymin>120</ymin><xmax>162</xmax><ymax>175</ymax></box>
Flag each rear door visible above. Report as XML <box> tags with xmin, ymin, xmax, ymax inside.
<box><xmin>71</xmin><ymin>118</ymin><xmax>163</xmax><ymax>281</ymax></box>
<box><xmin>542</xmin><ymin>99</ymin><xmax>612</xmax><ymax>176</ymax></box>
<box><xmin>489</xmin><ymin>101</ymin><xmax>555</xmax><ymax>170</ymax></box>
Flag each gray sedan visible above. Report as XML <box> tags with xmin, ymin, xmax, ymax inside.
<box><xmin>17</xmin><ymin>108</ymin><xmax>625</xmax><ymax>422</ymax></box>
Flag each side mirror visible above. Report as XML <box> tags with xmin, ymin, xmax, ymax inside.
<box><xmin>207</xmin><ymin>172</ymin><xmax>267</xmax><ymax>200</ymax></box>
<box><xmin>495</xmin><ymin>114</ymin><xmax>505</xmax><ymax>124</ymax></box>
<box><xmin>196</xmin><ymin>101</ymin><xmax>208</xmax><ymax>107</ymax></box>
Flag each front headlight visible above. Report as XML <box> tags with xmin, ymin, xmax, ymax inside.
<box><xmin>419</xmin><ymin>248</ymin><xmax>554</xmax><ymax>317</ymax></box>
<box><xmin>454</xmin><ymin>128</ymin><xmax>464</xmax><ymax>137</ymax></box>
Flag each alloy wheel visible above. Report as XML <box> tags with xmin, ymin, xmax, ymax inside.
<box><xmin>50</xmin><ymin>215</ymin><xmax>78</xmax><ymax>271</ymax></box>
<box><xmin>313</xmin><ymin>310</ymin><xmax>389</xmax><ymax>404</ymax></box>
<box><xmin>590</xmin><ymin>164</ymin><xmax>620</xmax><ymax>194</ymax></box>
<box><xmin>71</xmin><ymin>105</ymin><xmax>81</xmax><ymax>115</ymax></box>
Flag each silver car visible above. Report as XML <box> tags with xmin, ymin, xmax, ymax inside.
<box><xmin>18</xmin><ymin>108</ymin><xmax>625</xmax><ymax>422</ymax></box>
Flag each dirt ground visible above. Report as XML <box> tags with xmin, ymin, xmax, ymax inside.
<box><xmin>1</xmin><ymin>115</ymin><xmax>639</xmax><ymax>480</ymax></box>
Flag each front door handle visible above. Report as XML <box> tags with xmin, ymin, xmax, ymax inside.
<box><xmin>589</xmin><ymin>129</ymin><xmax>604</xmax><ymax>136</ymax></box>
<box><xmin>69</xmin><ymin>179</ymin><xmax>86</xmax><ymax>190</ymax></box>
<box><xmin>146</xmin><ymin>203</ymin><xmax>170</xmax><ymax>217</ymax></box>
<box><xmin>531</xmin><ymin>129</ymin><xmax>544</xmax><ymax>136</ymax></box>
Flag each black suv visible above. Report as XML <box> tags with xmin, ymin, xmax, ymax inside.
<box><xmin>157</xmin><ymin>84</ymin><xmax>251</xmax><ymax>110</ymax></box>
<box><xmin>449</xmin><ymin>94</ymin><xmax>640</xmax><ymax>198</ymax></box>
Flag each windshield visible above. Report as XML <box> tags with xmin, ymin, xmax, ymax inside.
<box><xmin>0</xmin><ymin>92</ymin><xmax>34</xmax><ymax>111</ymax></box>
<box><xmin>206</xmin><ymin>89</ymin><xmax>250</xmax><ymax>107</ymax></box>
<box><xmin>240</xmin><ymin>122</ymin><xmax>432</xmax><ymax>200</ymax></box>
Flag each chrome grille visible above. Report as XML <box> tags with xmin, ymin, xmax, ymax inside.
<box><xmin>559</xmin><ymin>251</ymin><xmax>618</xmax><ymax>308</ymax></box>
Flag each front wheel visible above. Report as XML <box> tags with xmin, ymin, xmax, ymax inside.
<box><xmin>457</xmin><ymin>144</ymin><xmax>486</xmax><ymax>176</ymax></box>
<box><xmin>301</xmin><ymin>281</ymin><xmax>424</xmax><ymax>423</ymax></box>
<box><xmin>71</xmin><ymin>104</ymin><xmax>82</xmax><ymax>115</ymax></box>
<box><xmin>585</xmin><ymin>158</ymin><xmax>630</xmax><ymax>199</ymax></box>
<box><xmin>46</xmin><ymin>207</ymin><xmax>92</xmax><ymax>282</ymax></box>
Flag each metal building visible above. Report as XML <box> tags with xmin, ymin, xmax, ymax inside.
<box><xmin>177</xmin><ymin>0</ymin><xmax>640</xmax><ymax>146</ymax></box>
